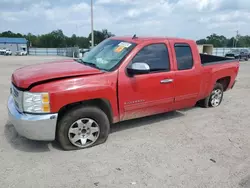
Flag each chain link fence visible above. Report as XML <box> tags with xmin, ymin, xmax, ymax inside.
<box><xmin>57</xmin><ymin>47</ymin><xmax>80</xmax><ymax>58</ymax></box>
<box><xmin>213</xmin><ymin>47</ymin><xmax>250</xmax><ymax>56</ymax></box>
<box><xmin>29</xmin><ymin>47</ymin><xmax>80</xmax><ymax>58</ymax></box>
<box><xmin>28</xmin><ymin>46</ymin><xmax>250</xmax><ymax>58</ymax></box>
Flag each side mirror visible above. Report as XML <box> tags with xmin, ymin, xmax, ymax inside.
<box><xmin>127</xmin><ymin>62</ymin><xmax>150</xmax><ymax>76</ymax></box>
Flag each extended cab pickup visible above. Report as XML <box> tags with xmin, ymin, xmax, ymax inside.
<box><xmin>8</xmin><ymin>37</ymin><xmax>239</xmax><ymax>150</ymax></box>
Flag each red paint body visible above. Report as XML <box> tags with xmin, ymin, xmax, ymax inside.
<box><xmin>11</xmin><ymin>37</ymin><xmax>240</xmax><ymax>123</ymax></box>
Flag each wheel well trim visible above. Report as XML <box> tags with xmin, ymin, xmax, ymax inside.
<box><xmin>56</xmin><ymin>98</ymin><xmax>114</xmax><ymax>126</ymax></box>
<box><xmin>216</xmin><ymin>76</ymin><xmax>231</xmax><ymax>91</ymax></box>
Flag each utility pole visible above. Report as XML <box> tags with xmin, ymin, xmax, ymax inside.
<box><xmin>76</xmin><ymin>24</ymin><xmax>78</xmax><ymax>36</ymax></box>
<box><xmin>235</xmin><ymin>30</ymin><xmax>239</xmax><ymax>47</ymax></box>
<box><xmin>91</xmin><ymin>0</ymin><xmax>94</xmax><ymax>48</ymax></box>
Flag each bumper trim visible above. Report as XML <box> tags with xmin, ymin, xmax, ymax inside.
<box><xmin>7</xmin><ymin>96</ymin><xmax>58</xmax><ymax>141</ymax></box>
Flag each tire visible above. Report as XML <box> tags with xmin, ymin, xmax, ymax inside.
<box><xmin>198</xmin><ymin>83</ymin><xmax>224</xmax><ymax>108</ymax></box>
<box><xmin>57</xmin><ymin>106</ymin><xmax>110</xmax><ymax>150</ymax></box>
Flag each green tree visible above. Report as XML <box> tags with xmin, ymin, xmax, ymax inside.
<box><xmin>236</xmin><ymin>35</ymin><xmax>250</xmax><ymax>47</ymax></box>
<box><xmin>196</xmin><ymin>33</ymin><xmax>250</xmax><ymax>47</ymax></box>
<box><xmin>205</xmin><ymin>33</ymin><xmax>227</xmax><ymax>47</ymax></box>
<box><xmin>0</xmin><ymin>31</ymin><xmax>23</xmax><ymax>37</ymax></box>
<box><xmin>101</xmin><ymin>29</ymin><xmax>115</xmax><ymax>39</ymax></box>
<box><xmin>226</xmin><ymin>37</ymin><xmax>235</xmax><ymax>47</ymax></box>
<box><xmin>87</xmin><ymin>29</ymin><xmax>115</xmax><ymax>46</ymax></box>
<box><xmin>24</xmin><ymin>33</ymin><xmax>39</xmax><ymax>47</ymax></box>
<box><xmin>76</xmin><ymin>37</ymin><xmax>90</xmax><ymax>48</ymax></box>
<box><xmin>196</xmin><ymin>39</ymin><xmax>207</xmax><ymax>45</ymax></box>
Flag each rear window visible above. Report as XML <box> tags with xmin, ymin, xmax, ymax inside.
<box><xmin>174</xmin><ymin>44</ymin><xmax>193</xmax><ymax>70</ymax></box>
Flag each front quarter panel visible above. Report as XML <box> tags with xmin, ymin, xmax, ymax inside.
<box><xmin>30</xmin><ymin>72</ymin><xmax>119</xmax><ymax>121</ymax></box>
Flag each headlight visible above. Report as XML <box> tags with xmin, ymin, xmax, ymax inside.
<box><xmin>23</xmin><ymin>92</ymin><xmax>50</xmax><ymax>113</ymax></box>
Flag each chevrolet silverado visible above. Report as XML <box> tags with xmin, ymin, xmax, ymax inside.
<box><xmin>8</xmin><ymin>36</ymin><xmax>239</xmax><ymax>150</ymax></box>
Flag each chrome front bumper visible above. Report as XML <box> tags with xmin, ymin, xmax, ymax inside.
<box><xmin>7</xmin><ymin>96</ymin><xmax>58</xmax><ymax>141</ymax></box>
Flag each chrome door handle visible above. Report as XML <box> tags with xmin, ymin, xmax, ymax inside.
<box><xmin>160</xmin><ymin>79</ymin><xmax>174</xmax><ymax>84</ymax></box>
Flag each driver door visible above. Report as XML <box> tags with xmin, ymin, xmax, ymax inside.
<box><xmin>118</xmin><ymin>42</ymin><xmax>175</xmax><ymax>121</ymax></box>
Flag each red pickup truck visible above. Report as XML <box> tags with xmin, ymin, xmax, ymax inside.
<box><xmin>8</xmin><ymin>36</ymin><xmax>239</xmax><ymax>150</ymax></box>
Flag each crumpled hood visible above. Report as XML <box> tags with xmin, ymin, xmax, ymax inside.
<box><xmin>12</xmin><ymin>59</ymin><xmax>103</xmax><ymax>89</ymax></box>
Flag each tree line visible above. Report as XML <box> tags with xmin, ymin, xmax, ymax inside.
<box><xmin>196</xmin><ymin>33</ymin><xmax>250</xmax><ymax>48</ymax></box>
<box><xmin>0</xmin><ymin>29</ymin><xmax>114</xmax><ymax>48</ymax></box>
<box><xmin>1</xmin><ymin>30</ymin><xmax>250</xmax><ymax>48</ymax></box>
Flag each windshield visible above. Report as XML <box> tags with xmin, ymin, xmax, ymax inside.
<box><xmin>81</xmin><ymin>39</ymin><xmax>136</xmax><ymax>71</ymax></box>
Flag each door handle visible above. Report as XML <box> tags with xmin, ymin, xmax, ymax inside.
<box><xmin>160</xmin><ymin>79</ymin><xmax>174</xmax><ymax>84</ymax></box>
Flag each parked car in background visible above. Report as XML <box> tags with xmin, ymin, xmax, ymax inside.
<box><xmin>225</xmin><ymin>49</ymin><xmax>249</xmax><ymax>61</ymax></box>
<box><xmin>0</xmin><ymin>48</ymin><xmax>12</xmax><ymax>56</ymax></box>
<box><xmin>0</xmin><ymin>48</ymin><xmax>7</xmax><ymax>55</ymax></box>
<box><xmin>79</xmin><ymin>49</ymin><xmax>90</xmax><ymax>58</ymax></box>
<box><xmin>5</xmin><ymin>49</ymin><xmax>12</xmax><ymax>56</ymax></box>
<box><xmin>8</xmin><ymin>36</ymin><xmax>239</xmax><ymax>150</ymax></box>
<box><xmin>15</xmin><ymin>50</ymin><xmax>27</xmax><ymax>56</ymax></box>
<box><xmin>242</xmin><ymin>49</ymin><xmax>250</xmax><ymax>58</ymax></box>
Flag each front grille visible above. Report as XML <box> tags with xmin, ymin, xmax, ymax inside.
<box><xmin>11</xmin><ymin>84</ymin><xmax>23</xmax><ymax>112</ymax></box>
<box><xmin>13</xmin><ymin>87</ymin><xmax>19</xmax><ymax>97</ymax></box>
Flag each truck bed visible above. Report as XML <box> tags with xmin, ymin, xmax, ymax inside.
<box><xmin>200</xmin><ymin>54</ymin><xmax>236</xmax><ymax>66</ymax></box>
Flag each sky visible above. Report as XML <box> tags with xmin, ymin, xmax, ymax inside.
<box><xmin>0</xmin><ymin>0</ymin><xmax>249</xmax><ymax>40</ymax></box>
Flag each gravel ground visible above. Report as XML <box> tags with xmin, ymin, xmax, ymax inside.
<box><xmin>0</xmin><ymin>56</ymin><xmax>250</xmax><ymax>188</ymax></box>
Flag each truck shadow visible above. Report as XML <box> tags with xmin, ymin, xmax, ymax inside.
<box><xmin>4</xmin><ymin>107</ymin><xmax>198</xmax><ymax>153</ymax></box>
<box><xmin>4</xmin><ymin>121</ymin><xmax>59</xmax><ymax>153</ymax></box>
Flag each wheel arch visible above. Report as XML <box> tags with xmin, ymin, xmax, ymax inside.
<box><xmin>216</xmin><ymin>76</ymin><xmax>231</xmax><ymax>91</ymax></box>
<box><xmin>56</xmin><ymin>98</ymin><xmax>114</xmax><ymax>126</ymax></box>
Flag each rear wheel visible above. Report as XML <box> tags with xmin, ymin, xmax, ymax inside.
<box><xmin>198</xmin><ymin>83</ymin><xmax>224</xmax><ymax>108</ymax></box>
<box><xmin>57</xmin><ymin>106</ymin><xmax>110</xmax><ymax>150</ymax></box>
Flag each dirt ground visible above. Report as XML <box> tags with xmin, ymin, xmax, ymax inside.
<box><xmin>0</xmin><ymin>55</ymin><xmax>250</xmax><ymax>188</ymax></box>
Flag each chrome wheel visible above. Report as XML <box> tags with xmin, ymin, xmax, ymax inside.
<box><xmin>68</xmin><ymin>118</ymin><xmax>100</xmax><ymax>148</ymax></box>
<box><xmin>210</xmin><ymin>89</ymin><xmax>223</xmax><ymax>107</ymax></box>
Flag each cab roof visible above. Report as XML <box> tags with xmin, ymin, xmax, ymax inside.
<box><xmin>110</xmin><ymin>36</ymin><xmax>194</xmax><ymax>44</ymax></box>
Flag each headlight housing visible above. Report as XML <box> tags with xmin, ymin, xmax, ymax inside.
<box><xmin>23</xmin><ymin>92</ymin><xmax>50</xmax><ymax>113</ymax></box>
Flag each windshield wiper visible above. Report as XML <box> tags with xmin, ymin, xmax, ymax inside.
<box><xmin>83</xmin><ymin>61</ymin><xmax>98</xmax><ymax>68</ymax></box>
<box><xmin>75</xmin><ymin>59</ymin><xmax>99</xmax><ymax>69</ymax></box>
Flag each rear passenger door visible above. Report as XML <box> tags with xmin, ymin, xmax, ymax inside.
<box><xmin>170</xmin><ymin>43</ymin><xmax>201</xmax><ymax>109</ymax></box>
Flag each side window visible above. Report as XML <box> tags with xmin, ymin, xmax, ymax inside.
<box><xmin>132</xmin><ymin>43</ymin><xmax>170</xmax><ymax>72</ymax></box>
<box><xmin>174</xmin><ymin>44</ymin><xmax>193</xmax><ymax>70</ymax></box>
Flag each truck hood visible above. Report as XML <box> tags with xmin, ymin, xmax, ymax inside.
<box><xmin>12</xmin><ymin>59</ymin><xmax>103</xmax><ymax>89</ymax></box>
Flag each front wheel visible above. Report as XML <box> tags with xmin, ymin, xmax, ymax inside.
<box><xmin>57</xmin><ymin>106</ymin><xmax>110</xmax><ymax>150</ymax></box>
<box><xmin>198</xmin><ymin>83</ymin><xmax>224</xmax><ymax>108</ymax></box>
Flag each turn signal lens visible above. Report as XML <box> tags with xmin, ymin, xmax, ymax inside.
<box><xmin>42</xmin><ymin>103</ymin><xmax>50</xmax><ymax>113</ymax></box>
<box><xmin>42</xmin><ymin>93</ymin><xmax>49</xmax><ymax>103</ymax></box>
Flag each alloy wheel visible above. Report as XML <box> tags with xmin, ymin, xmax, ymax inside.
<box><xmin>210</xmin><ymin>89</ymin><xmax>223</xmax><ymax>107</ymax></box>
<box><xmin>68</xmin><ymin>118</ymin><xmax>100</xmax><ymax>148</ymax></box>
